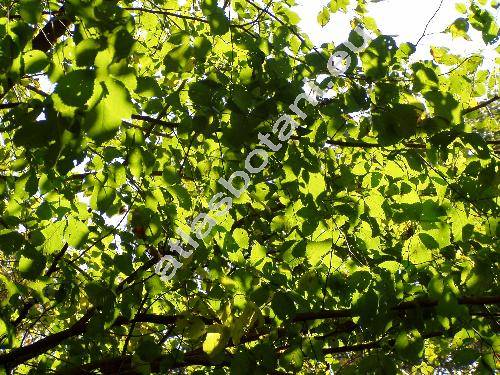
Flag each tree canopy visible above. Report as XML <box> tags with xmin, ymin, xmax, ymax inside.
<box><xmin>0</xmin><ymin>0</ymin><xmax>499</xmax><ymax>373</ymax></box>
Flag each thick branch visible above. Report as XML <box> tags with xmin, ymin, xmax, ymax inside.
<box><xmin>3</xmin><ymin>294</ymin><xmax>497</xmax><ymax>370</ymax></box>
<box><xmin>130</xmin><ymin>114</ymin><xmax>179</xmax><ymax>128</ymax></box>
<box><xmin>293</xmin><ymin>308</ymin><xmax>352</xmax><ymax>321</ymax></box>
<box><xmin>115</xmin><ymin>258</ymin><xmax>159</xmax><ymax>294</ymax></box>
<box><xmin>322</xmin><ymin>138</ymin><xmax>499</xmax><ymax>150</ymax></box>
<box><xmin>0</xmin><ymin>309</ymin><xmax>95</xmax><ymax>369</ymax></box>
<box><xmin>0</xmin><ymin>7</ymin><xmax>69</xmax><ymax>100</ymax></box>
<box><xmin>324</xmin><ymin>139</ymin><xmax>391</xmax><ymax>148</ymax></box>
<box><xmin>122</xmin><ymin>6</ymin><xmax>256</xmax><ymax>31</ymax></box>
<box><xmin>56</xmin><ymin>350</ymin><xmax>223</xmax><ymax>374</ymax></box>
<box><xmin>323</xmin><ymin>331</ymin><xmax>445</xmax><ymax>354</ymax></box>
<box><xmin>112</xmin><ymin>312</ymin><xmax>214</xmax><ymax>327</ymax></box>
<box><xmin>463</xmin><ymin>95</ymin><xmax>500</xmax><ymax>115</ymax></box>
<box><xmin>0</xmin><ymin>103</ymin><xmax>21</xmax><ymax>109</ymax></box>
<box><xmin>1</xmin><ymin>255</ymin><xmax>166</xmax><ymax>369</ymax></box>
<box><xmin>293</xmin><ymin>295</ymin><xmax>500</xmax><ymax>321</ymax></box>
<box><xmin>61</xmin><ymin>330</ymin><xmax>448</xmax><ymax>373</ymax></box>
<box><xmin>123</xmin><ymin>7</ymin><xmax>210</xmax><ymax>24</ymax></box>
<box><xmin>12</xmin><ymin>244</ymin><xmax>69</xmax><ymax>327</ymax></box>
<box><xmin>31</xmin><ymin>8</ymin><xmax>70</xmax><ymax>52</ymax></box>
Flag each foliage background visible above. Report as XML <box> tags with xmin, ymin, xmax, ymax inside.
<box><xmin>0</xmin><ymin>0</ymin><xmax>499</xmax><ymax>373</ymax></box>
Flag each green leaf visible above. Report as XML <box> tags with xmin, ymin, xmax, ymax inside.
<box><xmin>136</xmin><ymin>337</ymin><xmax>162</xmax><ymax>362</ymax></box>
<box><xmin>163</xmin><ymin>41</ymin><xmax>192</xmax><ymax>73</ymax></box>
<box><xmin>0</xmin><ymin>231</ymin><xmax>26</xmax><ymax>255</ymax></box>
<box><xmin>231</xmin><ymin>351</ymin><xmax>255</xmax><ymax>375</ymax></box>
<box><xmin>112</xmin><ymin>28</ymin><xmax>136</xmax><ymax>60</ymax></box>
<box><xmin>19</xmin><ymin>0</ymin><xmax>42</xmax><ymax>24</ymax></box>
<box><xmin>317</xmin><ymin>7</ymin><xmax>330</xmax><ymax>27</ymax></box>
<box><xmin>18</xmin><ymin>245</ymin><xmax>46</xmax><ymax>280</ymax></box>
<box><xmin>193</xmin><ymin>36</ymin><xmax>212</xmax><ymax>60</ymax></box>
<box><xmin>447</xmin><ymin>18</ymin><xmax>471</xmax><ymax>40</ymax></box>
<box><xmin>65</xmin><ymin>217</ymin><xmax>89</xmax><ymax>248</ymax></box>
<box><xmin>455</xmin><ymin>3</ymin><xmax>467</xmax><ymax>14</ymax></box>
<box><xmin>136</xmin><ymin>76</ymin><xmax>162</xmax><ymax>98</ymax></box>
<box><xmin>75</xmin><ymin>38</ymin><xmax>102</xmax><ymax>67</ymax></box>
<box><xmin>129</xmin><ymin>148</ymin><xmax>143</xmax><ymax>178</ymax></box>
<box><xmin>306</xmin><ymin>240</ymin><xmax>331</xmax><ymax>266</ymax></box>
<box><xmin>115</xmin><ymin>254</ymin><xmax>134</xmax><ymax>275</ymax></box>
<box><xmin>280</xmin><ymin>347</ymin><xmax>303</xmax><ymax>371</ymax></box>
<box><xmin>231</xmin><ymin>302</ymin><xmax>258</xmax><ymax>345</ymax></box>
<box><xmin>424</xmin><ymin>91</ymin><xmax>461</xmax><ymax>123</ymax></box>
<box><xmin>54</xmin><ymin>70</ymin><xmax>96</xmax><ymax>107</ymax></box>
<box><xmin>0</xmin><ymin>318</ymin><xmax>7</xmax><ymax>336</ymax></box>
<box><xmin>469</xmin><ymin>4</ymin><xmax>499</xmax><ymax>44</ymax></box>
<box><xmin>232</xmin><ymin>228</ymin><xmax>249</xmax><ymax>249</ymax></box>
<box><xmin>13</xmin><ymin>120</ymin><xmax>56</xmax><ymax>149</ymax></box>
<box><xmin>418</xmin><ymin>233</ymin><xmax>439</xmax><ymax>249</ymax></box>
<box><xmin>207</xmin><ymin>9</ymin><xmax>230</xmax><ymax>36</ymax></box>
<box><xmin>428</xmin><ymin>277</ymin><xmax>444</xmax><ymax>299</ymax></box>
<box><xmin>373</xmin><ymin>104</ymin><xmax>420</xmax><ymax>144</ymax></box>
<box><xmin>395</xmin><ymin>330</ymin><xmax>424</xmax><ymax>363</ymax></box>
<box><xmin>329</xmin><ymin>0</ymin><xmax>350</xmax><ymax>13</ymax></box>
<box><xmin>203</xmin><ymin>324</ymin><xmax>229</xmax><ymax>357</ymax></box>
<box><xmin>24</xmin><ymin>50</ymin><xmax>48</xmax><ymax>74</ymax></box>
<box><xmin>361</xmin><ymin>36</ymin><xmax>396</xmax><ymax>79</ymax></box>
<box><xmin>271</xmin><ymin>291</ymin><xmax>296</xmax><ymax>320</ymax></box>
<box><xmin>84</xmin><ymin>282</ymin><xmax>115</xmax><ymax>308</ymax></box>
<box><xmin>352</xmin><ymin>288</ymin><xmax>379</xmax><ymax>321</ymax></box>
<box><xmin>83</xmin><ymin>78</ymin><xmax>133</xmax><ymax>142</ymax></box>
<box><xmin>40</xmin><ymin>221</ymin><xmax>66</xmax><ymax>254</ymax></box>
<box><xmin>453</xmin><ymin>348</ymin><xmax>480</xmax><ymax>366</ymax></box>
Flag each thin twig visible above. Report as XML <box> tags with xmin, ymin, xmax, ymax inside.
<box><xmin>415</xmin><ymin>0</ymin><xmax>445</xmax><ymax>46</ymax></box>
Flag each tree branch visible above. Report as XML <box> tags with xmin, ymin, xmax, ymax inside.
<box><xmin>130</xmin><ymin>114</ymin><xmax>179</xmax><ymax>128</ymax></box>
<box><xmin>463</xmin><ymin>95</ymin><xmax>500</xmax><ymax>115</ymax></box>
<box><xmin>12</xmin><ymin>244</ymin><xmax>69</xmax><ymax>328</ymax></box>
<box><xmin>56</xmin><ymin>350</ymin><xmax>224</xmax><ymax>374</ymax></box>
<box><xmin>323</xmin><ymin>330</ymin><xmax>445</xmax><ymax>354</ymax></box>
<box><xmin>31</xmin><ymin>7</ymin><xmax>71</xmax><ymax>52</ymax></box>
<box><xmin>122</xmin><ymin>6</ymin><xmax>259</xmax><ymax>31</ymax></box>
<box><xmin>2</xmin><ymin>294</ymin><xmax>497</xmax><ymax>371</ymax></box>
<box><xmin>0</xmin><ymin>103</ymin><xmax>21</xmax><ymax>109</ymax></box>
<box><xmin>321</xmin><ymin>138</ymin><xmax>498</xmax><ymax>150</ymax></box>
<box><xmin>293</xmin><ymin>295</ymin><xmax>500</xmax><ymax>321</ymax></box>
<box><xmin>0</xmin><ymin>6</ymin><xmax>69</xmax><ymax>100</ymax></box>
<box><xmin>59</xmin><ymin>330</ymin><xmax>449</xmax><ymax>373</ymax></box>
<box><xmin>0</xmin><ymin>309</ymin><xmax>95</xmax><ymax>370</ymax></box>
<box><xmin>123</xmin><ymin>7</ymin><xmax>210</xmax><ymax>24</ymax></box>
